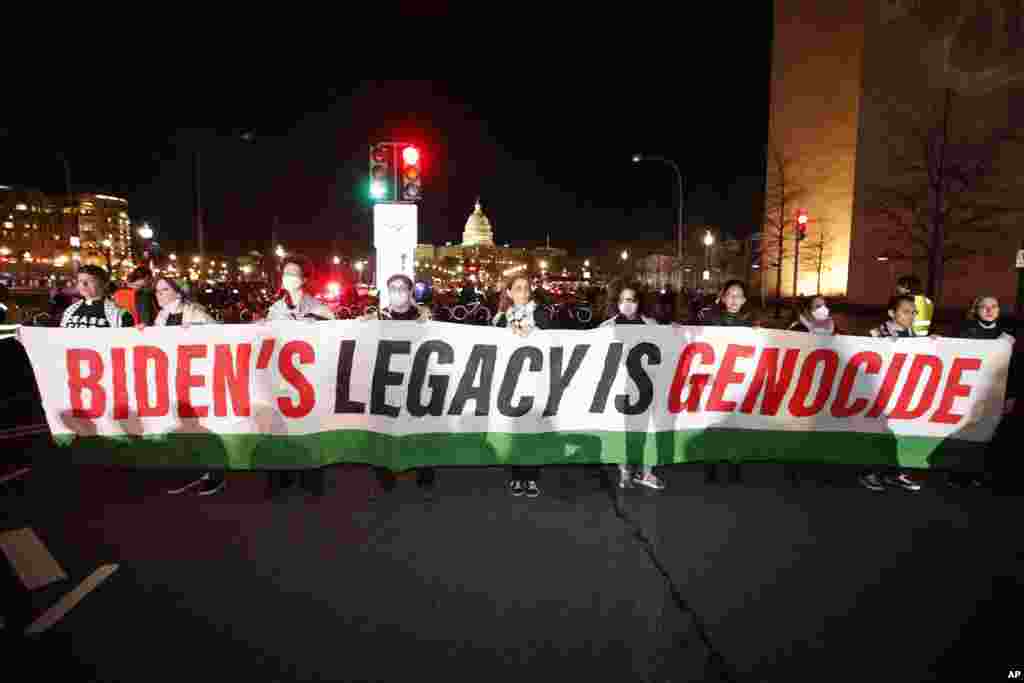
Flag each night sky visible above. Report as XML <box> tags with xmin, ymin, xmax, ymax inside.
<box><xmin>1</xmin><ymin>16</ymin><xmax>771</xmax><ymax>260</ymax></box>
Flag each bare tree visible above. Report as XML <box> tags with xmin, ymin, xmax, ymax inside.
<box><xmin>800</xmin><ymin>224</ymin><xmax>835</xmax><ymax>296</ymax></box>
<box><xmin>867</xmin><ymin>88</ymin><xmax>1024</xmax><ymax>304</ymax></box>
<box><xmin>761</xmin><ymin>136</ymin><xmax>808</xmax><ymax>312</ymax></box>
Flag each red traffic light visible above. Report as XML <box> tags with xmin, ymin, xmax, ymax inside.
<box><xmin>797</xmin><ymin>210</ymin><xmax>808</xmax><ymax>225</ymax></box>
<box><xmin>402</xmin><ymin>146</ymin><xmax>420</xmax><ymax>166</ymax></box>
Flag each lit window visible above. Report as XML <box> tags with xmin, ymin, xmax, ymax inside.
<box><xmin>15</xmin><ymin>203</ymin><xmax>27</xmax><ymax>211</ymax></box>
<box><xmin>2</xmin><ymin>222</ymin><xmax>11</xmax><ymax>229</ymax></box>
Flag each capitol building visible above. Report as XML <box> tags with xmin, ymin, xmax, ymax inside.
<box><xmin>415</xmin><ymin>199</ymin><xmax>568</xmax><ymax>287</ymax></box>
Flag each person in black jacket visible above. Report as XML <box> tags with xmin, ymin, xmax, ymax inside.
<box><xmin>700</xmin><ymin>280</ymin><xmax>757</xmax><ymax>484</ymax></box>
<box><xmin>493</xmin><ymin>275</ymin><xmax>551</xmax><ymax>498</ymax></box>
<box><xmin>952</xmin><ymin>296</ymin><xmax>1018</xmax><ymax>488</ymax></box>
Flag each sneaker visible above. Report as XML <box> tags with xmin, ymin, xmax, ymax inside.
<box><xmin>167</xmin><ymin>473</ymin><xmax>208</xmax><ymax>495</ymax></box>
<box><xmin>705</xmin><ymin>464</ymin><xmax>718</xmax><ymax>484</ymax></box>
<box><xmin>883</xmin><ymin>472</ymin><xmax>922</xmax><ymax>492</ymax></box>
<box><xmin>197</xmin><ymin>474</ymin><xmax>226</xmax><ymax>496</ymax></box>
<box><xmin>416</xmin><ymin>468</ymin><xmax>436</xmax><ymax>489</ymax></box>
<box><xmin>859</xmin><ymin>472</ymin><xmax>885</xmax><ymax>492</ymax></box>
<box><xmin>633</xmin><ymin>472</ymin><xmax>665</xmax><ymax>491</ymax></box>
<box><xmin>509</xmin><ymin>480</ymin><xmax>524</xmax><ymax>497</ymax></box>
<box><xmin>524</xmin><ymin>480</ymin><xmax>541</xmax><ymax>498</ymax></box>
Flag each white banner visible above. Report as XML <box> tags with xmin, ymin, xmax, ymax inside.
<box><xmin>16</xmin><ymin>322</ymin><xmax>1010</xmax><ymax>445</ymax></box>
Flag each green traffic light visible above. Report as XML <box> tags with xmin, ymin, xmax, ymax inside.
<box><xmin>370</xmin><ymin>180</ymin><xmax>387</xmax><ymax>199</ymax></box>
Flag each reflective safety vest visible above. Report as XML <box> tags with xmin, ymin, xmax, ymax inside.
<box><xmin>912</xmin><ymin>294</ymin><xmax>933</xmax><ymax>336</ymax></box>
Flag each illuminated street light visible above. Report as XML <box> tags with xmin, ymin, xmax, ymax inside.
<box><xmin>102</xmin><ymin>239</ymin><xmax>112</xmax><ymax>248</ymax></box>
<box><xmin>703</xmin><ymin>230</ymin><xmax>714</xmax><ymax>247</ymax></box>
<box><xmin>583</xmin><ymin>259</ymin><xmax>590</xmax><ymax>268</ymax></box>
<box><xmin>333</xmin><ymin>256</ymin><xmax>340</xmax><ymax>265</ymax></box>
<box><xmin>275</xmin><ymin>245</ymin><xmax>286</xmax><ymax>258</ymax></box>
<box><xmin>169</xmin><ymin>253</ymin><xmax>177</xmax><ymax>261</ymax></box>
<box><xmin>621</xmin><ymin>250</ymin><xmax>629</xmax><ymax>261</ymax></box>
<box><xmin>138</xmin><ymin>224</ymin><xmax>154</xmax><ymax>239</ymax></box>
<box><xmin>193</xmin><ymin>256</ymin><xmax>201</xmax><ymax>264</ymax></box>
<box><xmin>539</xmin><ymin>260</ymin><xmax>548</xmax><ymax>270</ymax></box>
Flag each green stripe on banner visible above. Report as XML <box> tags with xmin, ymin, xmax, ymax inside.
<box><xmin>51</xmin><ymin>429</ymin><xmax>985</xmax><ymax>471</ymax></box>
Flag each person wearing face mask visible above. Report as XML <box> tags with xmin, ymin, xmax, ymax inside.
<box><xmin>494</xmin><ymin>275</ymin><xmax>552</xmax><ymax>498</ymax></box>
<box><xmin>699</xmin><ymin>280</ymin><xmax>755</xmax><ymax>485</ymax></box>
<box><xmin>358</xmin><ymin>274</ymin><xmax>434</xmax><ymax>497</ymax></box>
<box><xmin>600</xmin><ymin>283</ymin><xmax>665</xmax><ymax>491</ymax></box>
<box><xmin>267</xmin><ymin>256</ymin><xmax>335</xmax><ymax>322</ymax></box>
<box><xmin>151</xmin><ymin>277</ymin><xmax>225</xmax><ymax>495</ymax></box>
<box><xmin>950</xmin><ymin>296</ymin><xmax>1019</xmax><ymax>489</ymax></box>
<box><xmin>60</xmin><ymin>265</ymin><xmax>134</xmax><ymax>328</ymax></box>
<box><xmin>788</xmin><ymin>296</ymin><xmax>840</xmax><ymax>335</ymax></box>
<box><xmin>266</xmin><ymin>256</ymin><xmax>335</xmax><ymax>498</ymax></box>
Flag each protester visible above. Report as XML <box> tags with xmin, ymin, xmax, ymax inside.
<box><xmin>358</xmin><ymin>274</ymin><xmax>435</xmax><ymax>496</ymax></box>
<box><xmin>895</xmin><ymin>275</ymin><xmax>933</xmax><ymax>337</ymax></box>
<box><xmin>267</xmin><ymin>256</ymin><xmax>335</xmax><ymax>322</ymax></box>
<box><xmin>60</xmin><ymin>266</ymin><xmax>134</xmax><ymax>328</ymax></box>
<box><xmin>699</xmin><ymin>280</ymin><xmax>756</xmax><ymax>484</ymax></box>
<box><xmin>600</xmin><ymin>283</ymin><xmax>664</xmax><ymax>491</ymax></box>
<box><xmin>153</xmin><ymin>276</ymin><xmax>216</xmax><ymax>327</ymax></box>
<box><xmin>950</xmin><ymin>296</ymin><xmax>1019</xmax><ymax>488</ymax></box>
<box><xmin>113</xmin><ymin>266</ymin><xmax>157</xmax><ymax>326</ymax></box>
<box><xmin>494</xmin><ymin>275</ymin><xmax>552</xmax><ymax>498</ymax></box>
<box><xmin>858</xmin><ymin>294</ymin><xmax>922</xmax><ymax>493</ymax></box>
<box><xmin>788</xmin><ymin>295</ymin><xmax>839</xmax><ymax>335</ymax></box>
<box><xmin>151</xmin><ymin>277</ymin><xmax>224</xmax><ymax>495</ymax></box>
<box><xmin>266</xmin><ymin>256</ymin><xmax>335</xmax><ymax>497</ymax></box>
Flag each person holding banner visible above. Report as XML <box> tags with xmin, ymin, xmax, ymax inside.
<box><xmin>267</xmin><ymin>256</ymin><xmax>336</xmax><ymax>322</ymax></box>
<box><xmin>700</xmin><ymin>280</ymin><xmax>755</xmax><ymax>485</ymax></box>
<box><xmin>600</xmin><ymin>283</ymin><xmax>665</xmax><ymax>491</ymax></box>
<box><xmin>895</xmin><ymin>275</ymin><xmax>933</xmax><ymax>337</ymax></box>
<box><xmin>267</xmin><ymin>256</ymin><xmax>335</xmax><ymax>497</ymax></box>
<box><xmin>952</xmin><ymin>296</ymin><xmax>1019</xmax><ymax>488</ymax></box>
<box><xmin>153</xmin><ymin>277</ymin><xmax>225</xmax><ymax>495</ymax></box>
<box><xmin>358</xmin><ymin>274</ymin><xmax>435</xmax><ymax>496</ymax></box>
<box><xmin>60</xmin><ymin>266</ymin><xmax>134</xmax><ymax>329</ymax></box>
<box><xmin>494</xmin><ymin>275</ymin><xmax>552</xmax><ymax>498</ymax></box>
<box><xmin>788</xmin><ymin>296</ymin><xmax>840</xmax><ymax>336</ymax></box>
<box><xmin>860</xmin><ymin>294</ymin><xmax>924</xmax><ymax>492</ymax></box>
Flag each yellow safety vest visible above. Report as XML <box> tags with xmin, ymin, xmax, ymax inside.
<box><xmin>912</xmin><ymin>295</ymin><xmax>933</xmax><ymax>336</ymax></box>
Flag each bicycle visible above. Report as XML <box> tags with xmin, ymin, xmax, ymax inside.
<box><xmin>450</xmin><ymin>300</ymin><xmax>492</xmax><ymax>324</ymax></box>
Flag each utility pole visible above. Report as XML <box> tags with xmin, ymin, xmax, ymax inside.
<box><xmin>193</xmin><ymin>151</ymin><xmax>205</xmax><ymax>263</ymax></box>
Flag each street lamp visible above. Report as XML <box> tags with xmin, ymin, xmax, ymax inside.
<box><xmin>192</xmin><ymin>256</ymin><xmax>201</xmax><ymax>264</ymax></box>
<box><xmin>632</xmin><ymin>152</ymin><xmax>686</xmax><ymax>271</ymax></box>
<box><xmin>583</xmin><ymin>259</ymin><xmax>590</xmax><ymax>268</ymax></box>
<box><xmin>333</xmin><ymin>255</ymin><xmax>340</xmax><ymax>265</ymax></box>
<box><xmin>169</xmin><ymin>253</ymin><xmax>177</xmax><ymax>261</ymax></box>
<box><xmin>621</xmin><ymin>250</ymin><xmax>629</xmax><ymax>261</ymax></box>
<box><xmin>703</xmin><ymin>230</ymin><xmax>714</xmax><ymax>288</ymax></box>
<box><xmin>138</xmin><ymin>224</ymin><xmax>153</xmax><ymax>240</ymax></box>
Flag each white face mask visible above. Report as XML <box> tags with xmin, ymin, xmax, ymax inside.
<box><xmin>282</xmin><ymin>275</ymin><xmax>303</xmax><ymax>293</ymax></box>
<box><xmin>619</xmin><ymin>302</ymin><xmax>638</xmax><ymax>317</ymax></box>
<box><xmin>812</xmin><ymin>306</ymin><xmax>830</xmax><ymax>321</ymax></box>
<box><xmin>390</xmin><ymin>289</ymin><xmax>412</xmax><ymax>310</ymax></box>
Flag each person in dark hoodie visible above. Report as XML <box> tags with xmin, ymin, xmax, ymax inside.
<box><xmin>600</xmin><ymin>282</ymin><xmax>664</xmax><ymax>491</ymax></box>
<box><xmin>952</xmin><ymin>295</ymin><xmax>1019</xmax><ymax>488</ymax></box>
<box><xmin>700</xmin><ymin>280</ymin><xmax>756</xmax><ymax>484</ymax></box>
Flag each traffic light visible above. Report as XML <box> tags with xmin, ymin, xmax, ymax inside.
<box><xmin>369</xmin><ymin>143</ymin><xmax>395</xmax><ymax>200</ymax></box>
<box><xmin>796</xmin><ymin>209</ymin><xmax>808</xmax><ymax>241</ymax></box>
<box><xmin>399</xmin><ymin>144</ymin><xmax>422</xmax><ymax>201</ymax></box>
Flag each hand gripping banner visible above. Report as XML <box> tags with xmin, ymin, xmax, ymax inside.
<box><xmin>16</xmin><ymin>322</ymin><xmax>1011</xmax><ymax>470</ymax></box>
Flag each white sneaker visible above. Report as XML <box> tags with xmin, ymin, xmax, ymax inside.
<box><xmin>633</xmin><ymin>472</ymin><xmax>665</xmax><ymax>491</ymax></box>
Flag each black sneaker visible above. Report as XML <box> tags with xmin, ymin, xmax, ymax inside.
<box><xmin>509</xmin><ymin>480</ymin><xmax>524</xmax><ymax>497</ymax></box>
<box><xmin>524</xmin><ymin>480</ymin><xmax>540</xmax><ymax>498</ymax></box>
<box><xmin>859</xmin><ymin>472</ymin><xmax>885</xmax><ymax>492</ymax></box>
<box><xmin>705</xmin><ymin>464</ymin><xmax>718</xmax><ymax>484</ymax></box>
<box><xmin>728</xmin><ymin>463</ymin><xmax>742</xmax><ymax>484</ymax></box>
<box><xmin>377</xmin><ymin>468</ymin><xmax>397</xmax><ymax>493</ymax></box>
<box><xmin>416</xmin><ymin>468</ymin><xmax>436</xmax><ymax>489</ymax></box>
<box><xmin>882</xmin><ymin>472</ymin><xmax>922</xmax><ymax>492</ymax></box>
<box><xmin>197</xmin><ymin>473</ymin><xmax>226</xmax><ymax>496</ymax></box>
